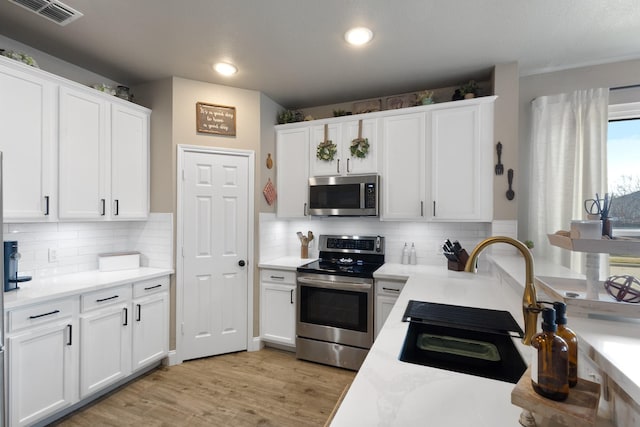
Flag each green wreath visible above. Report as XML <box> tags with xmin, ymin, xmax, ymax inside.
<box><xmin>316</xmin><ymin>140</ymin><xmax>337</xmax><ymax>161</ymax></box>
<box><xmin>350</xmin><ymin>138</ymin><xmax>369</xmax><ymax>158</ymax></box>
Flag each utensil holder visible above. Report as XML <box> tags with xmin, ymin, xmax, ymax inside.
<box><xmin>447</xmin><ymin>249</ymin><xmax>470</xmax><ymax>271</ymax></box>
<box><xmin>301</xmin><ymin>244</ymin><xmax>309</xmax><ymax>259</ymax></box>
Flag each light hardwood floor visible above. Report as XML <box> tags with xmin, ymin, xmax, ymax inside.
<box><xmin>52</xmin><ymin>347</ymin><xmax>356</xmax><ymax>427</ymax></box>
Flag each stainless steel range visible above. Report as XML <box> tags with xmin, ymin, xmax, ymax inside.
<box><xmin>296</xmin><ymin>235</ymin><xmax>385</xmax><ymax>371</ymax></box>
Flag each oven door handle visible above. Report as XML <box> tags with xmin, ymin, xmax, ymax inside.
<box><xmin>297</xmin><ymin>276</ymin><xmax>372</xmax><ymax>291</ymax></box>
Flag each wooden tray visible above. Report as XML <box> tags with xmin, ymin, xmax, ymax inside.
<box><xmin>547</xmin><ymin>233</ymin><xmax>640</xmax><ymax>255</ymax></box>
<box><xmin>511</xmin><ymin>367</ymin><xmax>600</xmax><ymax>427</ymax></box>
<box><xmin>534</xmin><ymin>276</ymin><xmax>640</xmax><ymax>319</ymax></box>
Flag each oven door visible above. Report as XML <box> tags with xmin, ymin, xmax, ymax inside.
<box><xmin>296</xmin><ymin>274</ymin><xmax>374</xmax><ymax>349</ymax></box>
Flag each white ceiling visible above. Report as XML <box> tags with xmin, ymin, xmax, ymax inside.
<box><xmin>1</xmin><ymin>0</ymin><xmax>639</xmax><ymax>108</ymax></box>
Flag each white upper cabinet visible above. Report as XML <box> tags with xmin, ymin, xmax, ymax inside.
<box><xmin>309</xmin><ymin>118</ymin><xmax>378</xmax><ymax>176</ymax></box>
<box><xmin>276</xmin><ymin>127</ymin><xmax>310</xmax><ymax>218</ymax></box>
<box><xmin>381</xmin><ymin>112</ymin><xmax>427</xmax><ymax>220</ymax></box>
<box><xmin>428</xmin><ymin>100</ymin><xmax>494</xmax><ymax>221</ymax></box>
<box><xmin>0</xmin><ymin>59</ymin><xmax>57</xmax><ymax>221</ymax></box>
<box><xmin>111</xmin><ymin>104</ymin><xmax>150</xmax><ymax>219</ymax></box>
<box><xmin>58</xmin><ymin>85</ymin><xmax>109</xmax><ymax>220</ymax></box>
<box><xmin>0</xmin><ymin>56</ymin><xmax>150</xmax><ymax>222</ymax></box>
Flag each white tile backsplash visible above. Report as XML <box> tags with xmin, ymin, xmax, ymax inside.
<box><xmin>259</xmin><ymin>213</ymin><xmax>492</xmax><ymax>266</ymax></box>
<box><xmin>4</xmin><ymin>213</ymin><xmax>173</xmax><ymax>278</ymax></box>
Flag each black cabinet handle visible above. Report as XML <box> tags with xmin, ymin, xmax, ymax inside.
<box><xmin>382</xmin><ymin>287</ymin><xmax>400</xmax><ymax>293</ymax></box>
<box><xmin>96</xmin><ymin>295</ymin><xmax>119</xmax><ymax>303</ymax></box>
<box><xmin>290</xmin><ymin>289</ymin><xmax>294</xmax><ymax>304</ymax></box>
<box><xmin>270</xmin><ymin>275</ymin><xmax>285</xmax><ymax>280</ymax></box>
<box><xmin>136</xmin><ymin>304</ymin><xmax>141</xmax><ymax>322</ymax></box>
<box><xmin>433</xmin><ymin>201</ymin><xmax>436</xmax><ymax>216</ymax></box>
<box><xmin>44</xmin><ymin>196</ymin><xmax>50</xmax><ymax>216</ymax></box>
<box><xmin>337</xmin><ymin>159</ymin><xmax>340</xmax><ymax>174</ymax></box>
<box><xmin>29</xmin><ymin>309</ymin><xmax>60</xmax><ymax>319</ymax></box>
<box><xmin>144</xmin><ymin>284</ymin><xmax>162</xmax><ymax>291</ymax></box>
<box><xmin>67</xmin><ymin>324</ymin><xmax>72</xmax><ymax>346</ymax></box>
<box><xmin>123</xmin><ymin>307</ymin><xmax>128</xmax><ymax>326</ymax></box>
<box><xmin>101</xmin><ymin>199</ymin><xmax>106</xmax><ymax>216</ymax></box>
<box><xmin>114</xmin><ymin>199</ymin><xmax>119</xmax><ymax>216</ymax></box>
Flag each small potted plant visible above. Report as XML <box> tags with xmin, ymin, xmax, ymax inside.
<box><xmin>416</xmin><ymin>90</ymin><xmax>434</xmax><ymax>105</ymax></box>
<box><xmin>459</xmin><ymin>80</ymin><xmax>479</xmax><ymax>99</ymax></box>
<box><xmin>277</xmin><ymin>109</ymin><xmax>304</xmax><ymax>124</ymax></box>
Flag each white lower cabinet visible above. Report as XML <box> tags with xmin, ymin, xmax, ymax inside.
<box><xmin>7</xmin><ymin>298</ymin><xmax>79</xmax><ymax>427</ymax></box>
<box><xmin>260</xmin><ymin>269</ymin><xmax>296</xmax><ymax>347</ymax></box>
<box><xmin>80</xmin><ymin>285</ymin><xmax>132</xmax><ymax>398</ymax></box>
<box><xmin>6</xmin><ymin>275</ymin><xmax>170</xmax><ymax>426</ymax></box>
<box><xmin>131</xmin><ymin>278</ymin><xmax>170</xmax><ymax>370</ymax></box>
<box><xmin>375</xmin><ymin>278</ymin><xmax>406</xmax><ymax>338</ymax></box>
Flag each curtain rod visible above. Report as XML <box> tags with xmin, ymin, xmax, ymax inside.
<box><xmin>610</xmin><ymin>84</ymin><xmax>640</xmax><ymax>91</ymax></box>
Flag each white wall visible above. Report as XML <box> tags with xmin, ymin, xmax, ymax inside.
<box><xmin>5</xmin><ymin>214</ymin><xmax>173</xmax><ymax>279</ymax></box>
<box><xmin>260</xmin><ymin>213</ymin><xmax>491</xmax><ymax>266</ymax></box>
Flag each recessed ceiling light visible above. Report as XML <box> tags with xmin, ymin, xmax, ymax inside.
<box><xmin>344</xmin><ymin>27</ymin><xmax>373</xmax><ymax>46</ymax></box>
<box><xmin>214</xmin><ymin>62</ymin><xmax>237</xmax><ymax>76</ymax></box>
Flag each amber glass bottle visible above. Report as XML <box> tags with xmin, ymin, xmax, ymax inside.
<box><xmin>554</xmin><ymin>302</ymin><xmax>578</xmax><ymax>387</ymax></box>
<box><xmin>531</xmin><ymin>307</ymin><xmax>569</xmax><ymax>401</ymax></box>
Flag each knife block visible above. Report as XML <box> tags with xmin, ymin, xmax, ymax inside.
<box><xmin>447</xmin><ymin>249</ymin><xmax>469</xmax><ymax>271</ymax></box>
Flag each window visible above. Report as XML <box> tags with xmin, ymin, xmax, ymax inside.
<box><xmin>607</xmin><ymin>102</ymin><xmax>640</xmax><ymax>275</ymax></box>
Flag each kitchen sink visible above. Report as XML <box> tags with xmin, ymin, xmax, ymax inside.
<box><xmin>399</xmin><ymin>301</ymin><xmax>527</xmax><ymax>384</ymax></box>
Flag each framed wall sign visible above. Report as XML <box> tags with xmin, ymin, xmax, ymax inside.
<box><xmin>196</xmin><ymin>102</ymin><xmax>236</xmax><ymax>136</ymax></box>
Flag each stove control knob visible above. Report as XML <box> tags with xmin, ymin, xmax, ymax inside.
<box><xmin>238</xmin><ymin>260</ymin><xmax>246</xmax><ymax>267</ymax></box>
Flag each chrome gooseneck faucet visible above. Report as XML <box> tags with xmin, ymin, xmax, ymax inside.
<box><xmin>464</xmin><ymin>236</ymin><xmax>541</xmax><ymax>345</ymax></box>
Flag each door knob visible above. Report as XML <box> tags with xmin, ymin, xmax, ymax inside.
<box><xmin>238</xmin><ymin>260</ymin><xmax>246</xmax><ymax>267</ymax></box>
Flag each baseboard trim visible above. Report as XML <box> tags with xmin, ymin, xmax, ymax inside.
<box><xmin>248</xmin><ymin>336</ymin><xmax>263</xmax><ymax>352</ymax></box>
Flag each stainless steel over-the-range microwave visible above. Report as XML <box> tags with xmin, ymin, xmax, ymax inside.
<box><xmin>308</xmin><ymin>174</ymin><xmax>379</xmax><ymax>216</ymax></box>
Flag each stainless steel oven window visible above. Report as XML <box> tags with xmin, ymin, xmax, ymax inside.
<box><xmin>299</xmin><ymin>286</ymin><xmax>368</xmax><ymax>332</ymax></box>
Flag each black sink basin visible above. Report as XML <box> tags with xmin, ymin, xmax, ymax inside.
<box><xmin>399</xmin><ymin>301</ymin><xmax>527</xmax><ymax>384</ymax></box>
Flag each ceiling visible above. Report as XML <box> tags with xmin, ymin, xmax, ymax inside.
<box><xmin>1</xmin><ymin>0</ymin><xmax>639</xmax><ymax>109</ymax></box>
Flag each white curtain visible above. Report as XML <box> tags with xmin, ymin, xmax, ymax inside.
<box><xmin>529</xmin><ymin>88</ymin><xmax>609</xmax><ymax>272</ymax></box>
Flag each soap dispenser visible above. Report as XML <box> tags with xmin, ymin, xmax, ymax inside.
<box><xmin>531</xmin><ymin>307</ymin><xmax>569</xmax><ymax>401</ymax></box>
<box><xmin>401</xmin><ymin>243</ymin><xmax>409</xmax><ymax>265</ymax></box>
<box><xmin>409</xmin><ymin>243</ymin><xmax>417</xmax><ymax>265</ymax></box>
<box><xmin>554</xmin><ymin>301</ymin><xmax>578</xmax><ymax>387</ymax></box>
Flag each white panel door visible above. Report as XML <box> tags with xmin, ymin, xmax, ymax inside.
<box><xmin>58</xmin><ymin>86</ymin><xmax>109</xmax><ymax>219</ymax></box>
<box><xmin>381</xmin><ymin>112</ymin><xmax>427</xmax><ymax>220</ymax></box>
<box><xmin>182</xmin><ymin>150</ymin><xmax>249</xmax><ymax>360</ymax></box>
<box><xmin>0</xmin><ymin>62</ymin><xmax>56</xmax><ymax>220</ymax></box>
<box><xmin>111</xmin><ymin>104</ymin><xmax>149</xmax><ymax>219</ymax></box>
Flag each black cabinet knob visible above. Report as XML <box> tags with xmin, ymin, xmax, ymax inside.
<box><xmin>238</xmin><ymin>260</ymin><xmax>246</xmax><ymax>267</ymax></box>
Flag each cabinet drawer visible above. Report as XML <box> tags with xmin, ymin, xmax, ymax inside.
<box><xmin>133</xmin><ymin>276</ymin><xmax>169</xmax><ymax>298</ymax></box>
<box><xmin>260</xmin><ymin>269</ymin><xmax>296</xmax><ymax>284</ymax></box>
<box><xmin>81</xmin><ymin>285</ymin><xmax>132</xmax><ymax>312</ymax></box>
<box><xmin>375</xmin><ymin>279</ymin><xmax>406</xmax><ymax>297</ymax></box>
<box><xmin>8</xmin><ymin>298</ymin><xmax>77</xmax><ymax>333</ymax></box>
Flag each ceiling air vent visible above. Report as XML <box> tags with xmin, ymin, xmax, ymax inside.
<box><xmin>9</xmin><ymin>0</ymin><xmax>83</xmax><ymax>26</ymax></box>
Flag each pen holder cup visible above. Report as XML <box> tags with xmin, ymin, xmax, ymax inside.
<box><xmin>447</xmin><ymin>249</ymin><xmax>470</xmax><ymax>271</ymax></box>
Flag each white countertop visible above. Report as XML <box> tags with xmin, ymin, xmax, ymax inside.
<box><xmin>4</xmin><ymin>267</ymin><xmax>174</xmax><ymax>309</ymax></box>
<box><xmin>331</xmin><ymin>264</ymin><xmax>530</xmax><ymax>427</ymax></box>
<box><xmin>258</xmin><ymin>256</ymin><xmax>317</xmax><ymax>271</ymax></box>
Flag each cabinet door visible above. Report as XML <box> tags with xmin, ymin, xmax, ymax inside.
<box><xmin>381</xmin><ymin>113</ymin><xmax>427</xmax><ymax>220</ymax></box>
<box><xmin>111</xmin><ymin>104</ymin><xmax>149</xmax><ymax>219</ymax></box>
<box><xmin>429</xmin><ymin>103</ymin><xmax>493</xmax><ymax>221</ymax></box>
<box><xmin>276</xmin><ymin>127</ymin><xmax>309</xmax><ymax>218</ymax></box>
<box><xmin>80</xmin><ymin>303</ymin><xmax>131</xmax><ymax>398</ymax></box>
<box><xmin>342</xmin><ymin>118</ymin><xmax>378</xmax><ymax>175</ymax></box>
<box><xmin>0</xmin><ymin>62</ymin><xmax>56</xmax><ymax>221</ymax></box>
<box><xmin>375</xmin><ymin>295</ymin><xmax>398</xmax><ymax>339</ymax></box>
<box><xmin>261</xmin><ymin>281</ymin><xmax>296</xmax><ymax>346</ymax></box>
<box><xmin>309</xmin><ymin>123</ymin><xmax>342</xmax><ymax>176</ymax></box>
<box><xmin>132</xmin><ymin>292</ymin><xmax>169</xmax><ymax>370</ymax></box>
<box><xmin>59</xmin><ymin>86</ymin><xmax>109</xmax><ymax>219</ymax></box>
<box><xmin>8</xmin><ymin>319</ymin><xmax>77</xmax><ymax>427</ymax></box>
